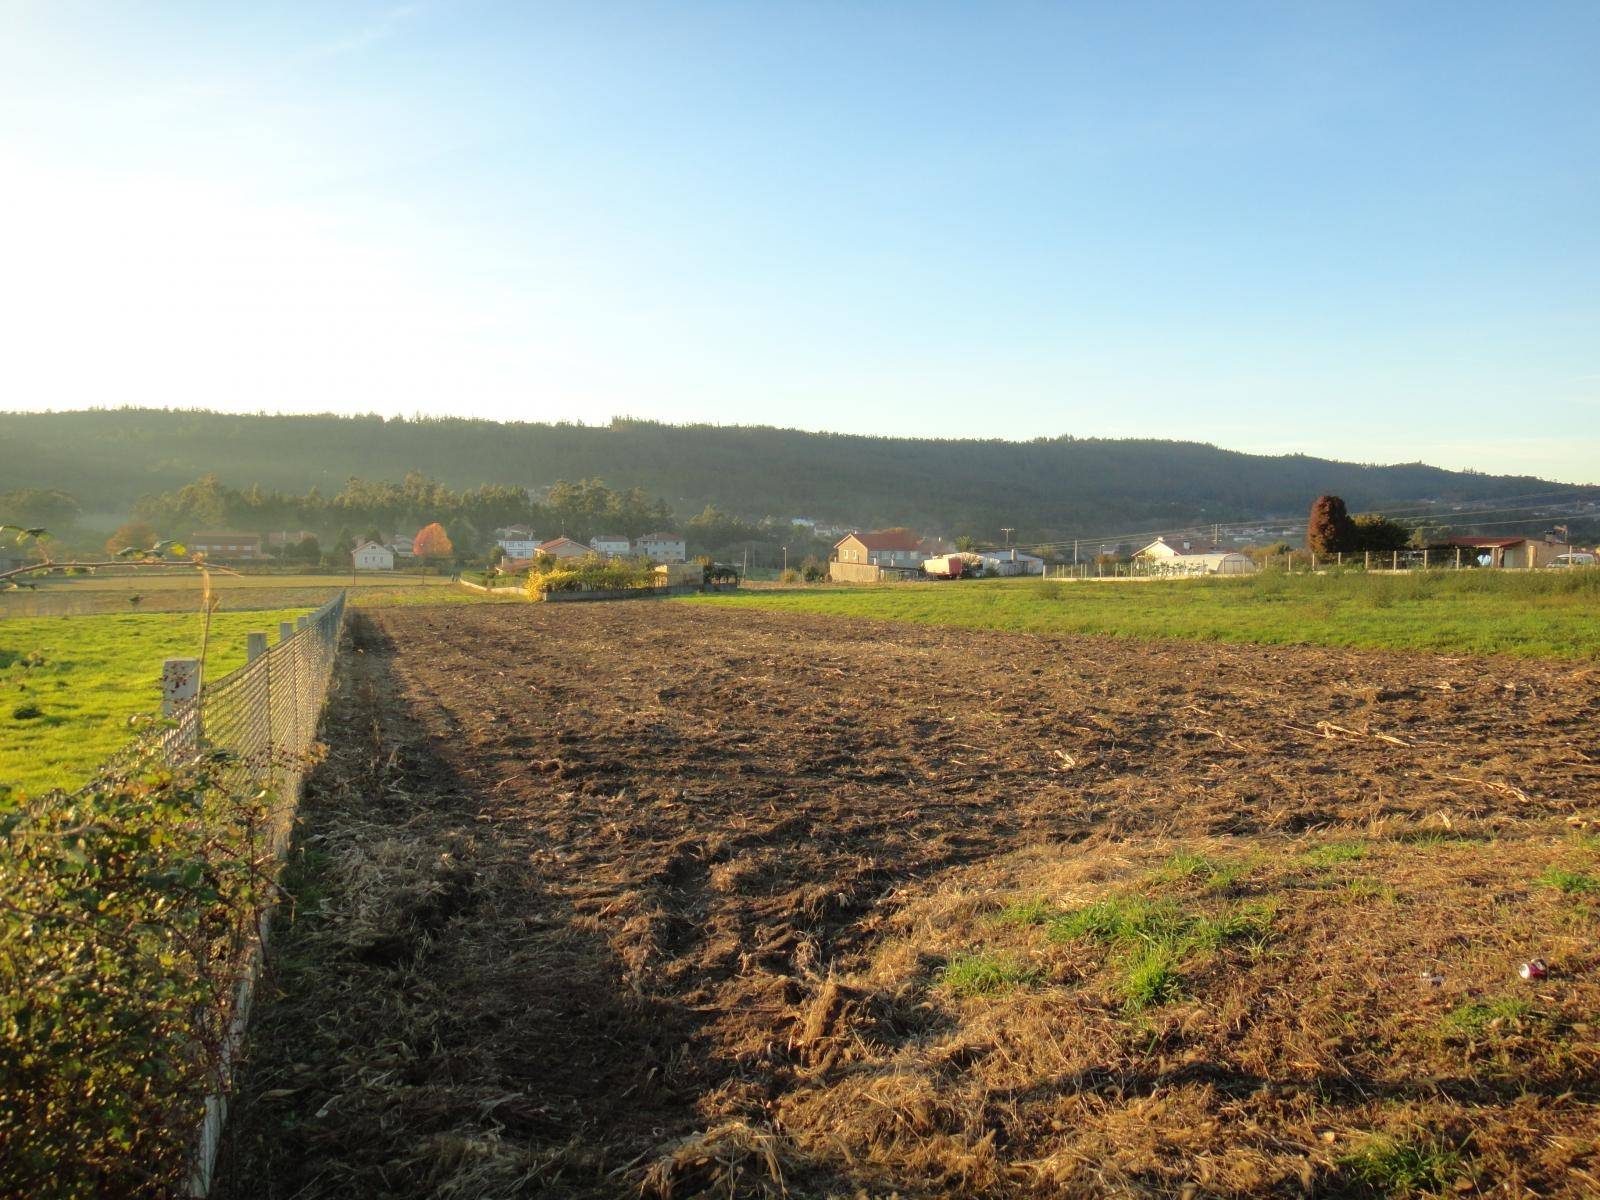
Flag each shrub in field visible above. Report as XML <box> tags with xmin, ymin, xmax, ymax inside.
<box><xmin>0</xmin><ymin>755</ymin><xmax>273</xmax><ymax>1198</ymax></box>
<box><xmin>525</xmin><ymin>555</ymin><xmax>655</xmax><ymax>595</ymax></box>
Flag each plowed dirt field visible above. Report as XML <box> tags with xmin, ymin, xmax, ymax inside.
<box><xmin>219</xmin><ymin>603</ymin><xmax>1600</xmax><ymax>1198</ymax></box>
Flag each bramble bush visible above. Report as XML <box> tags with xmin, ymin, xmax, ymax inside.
<box><xmin>0</xmin><ymin>753</ymin><xmax>273</xmax><ymax>1198</ymax></box>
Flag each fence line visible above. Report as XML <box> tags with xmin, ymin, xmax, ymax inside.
<box><xmin>187</xmin><ymin>590</ymin><xmax>344</xmax><ymax>1196</ymax></box>
<box><xmin>82</xmin><ymin>591</ymin><xmax>348</xmax><ymax>1195</ymax></box>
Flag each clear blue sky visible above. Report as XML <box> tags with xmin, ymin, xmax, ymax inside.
<box><xmin>3</xmin><ymin>1</ymin><xmax>1596</xmax><ymax>481</ymax></box>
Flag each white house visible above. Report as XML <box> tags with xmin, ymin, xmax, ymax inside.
<box><xmin>1133</xmin><ymin>536</ymin><xmax>1218</xmax><ymax>561</ymax></box>
<box><xmin>352</xmin><ymin>540</ymin><xmax>396</xmax><ymax>570</ymax></box>
<box><xmin>975</xmin><ymin>549</ymin><xmax>1045</xmax><ymax>576</ymax></box>
<box><xmin>635</xmin><ymin>532</ymin><xmax>687</xmax><ymax>562</ymax></box>
<box><xmin>591</xmin><ymin>534</ymin><xmax>632</xmax><ymax>557</ymax></box>
<box><xmin>496</xmin><ymin>536</ymin><xmax>543</xmax><ymax>557</ymax></box>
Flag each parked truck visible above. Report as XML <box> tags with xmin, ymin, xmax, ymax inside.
<box><xmin>922</xmin><ymin>553</ymin><xmax>974</xmax><ymax>579</ymax></box>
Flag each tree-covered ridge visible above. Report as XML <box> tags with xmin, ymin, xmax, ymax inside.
<box><xmin>0</xmin><ymin>408</ymin><xmax>1584</xmax><ymax>540</ymax></box>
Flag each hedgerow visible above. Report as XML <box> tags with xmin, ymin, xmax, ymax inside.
<box><xmin>0</xmin><ymin>753</ymin><xmax>274</xmax><ymax>1198</ymax></box>
<box><xmin>525</xmin><ymin>555</ymin><xmax>655</xmax><ymax>595</ymax></box>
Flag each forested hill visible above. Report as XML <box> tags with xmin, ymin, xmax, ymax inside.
<box><xmin>0</xmin><ymin>408</ymin><xmax>1576</xmax><ymax>536</ymax></box>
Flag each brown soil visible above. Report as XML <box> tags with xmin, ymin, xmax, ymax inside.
<box><xmin>218</xmin><ymin>602</ymin><xmax>1600</xmax><ymax>1198</ymax></box>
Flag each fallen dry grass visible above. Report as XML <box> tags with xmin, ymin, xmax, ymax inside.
<box><xmin>219</xmin><ymin>604</ymin><xmax>1600</xmax><ymax>1198</ymax></box>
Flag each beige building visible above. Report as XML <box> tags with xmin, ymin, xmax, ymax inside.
<box><xmin>537</xmin><ymin>537</ymin><xmax>592</xmax><ymax>560</ymax></box>
<box><xmin>1447</xmin><ymin>536</ymin><xmax>1566</xmax><ymax>569</ymax></box>
<box><xmin>833</xmin><ymin>529</ymin><xmax>924</xmax><ymax>567</ymax></box>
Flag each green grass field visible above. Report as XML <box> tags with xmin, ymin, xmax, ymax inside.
<box><xmin>1</xmin><ymin>572</ymin><xmax>458</xmax><ymax>617</ymax></box>
<box><xmin>681</xmin><ymin>569</ymin><xmax>1600</xmax><ymax>659</ymax></box>
<box><xmin>1</xmin><ymin>609</ymin><xmax>311</xmax><ymax>797</ymax></box>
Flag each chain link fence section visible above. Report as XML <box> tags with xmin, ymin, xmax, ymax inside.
<box><xmin>183</xmin><ymin>591</ymin><xmax>346</xmax><ymax>1196</ymax></box>
<box><xmin>196</xmin><ymin>592</ymin><xmax>345</xmax><ymax>812</ymax></box>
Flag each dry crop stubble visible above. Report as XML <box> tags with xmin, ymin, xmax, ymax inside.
<box><xmin>221</xmin><ymin>603</ymin><xmax>1600</xmax><ymax>1198</ymax></box>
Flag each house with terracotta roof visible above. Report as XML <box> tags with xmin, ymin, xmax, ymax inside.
<box><xmin>189</xmin><ymin>531</ymin><xmax>263</xmax><ymax>560</ymax></box>
<box><xmin>834</xmin><ymin>529</ymin><xmax>924</xmax><ymax>567</ymax></box>
<box><xmin>538</xmin><ymin>537</ymin><xmax>592</xmax><ymax>560</ymax></box>
<box><xmin>830</xmin><ymin>529</ymin><xmax>927</xmax><ymax>582</ymax></box>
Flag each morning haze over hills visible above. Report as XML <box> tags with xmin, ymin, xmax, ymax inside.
<box><xmin>2</xmin><ymin>407</ymin><xmax>1589</xmax><ymax>542</ymax></box>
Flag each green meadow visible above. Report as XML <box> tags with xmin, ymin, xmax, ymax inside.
<box><xmin>0</xmin><ymin>609</ymin><xmax>310</xmax><ymax>797</ymax></box>
<box><xmin>685</xmin><ymin>569</ymin><xmax>1600</xmax><ymax>659</ymax></box>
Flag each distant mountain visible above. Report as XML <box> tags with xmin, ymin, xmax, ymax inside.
<box><xmin>0</xmin><ymin>408</ymin><xmax>1588</xmax><ymax>540</ymax></box>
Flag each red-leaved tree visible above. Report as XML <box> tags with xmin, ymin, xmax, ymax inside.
<box><xmin>413</xmin><ymin>522</ymin><xmax>454</xmax><ymax>560</ymax></box>
<box><xmin>1306</xmin><ymin>495</ymin><xmax>1357</xmax><ymax>555</ymax></box>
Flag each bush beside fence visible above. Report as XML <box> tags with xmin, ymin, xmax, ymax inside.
<box><xmin>0</xmin><ymin>592</ymin><xmax>346</xmax><ymax>1198</ymax></box>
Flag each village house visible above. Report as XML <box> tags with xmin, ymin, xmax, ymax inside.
<box><xmin>829</xmin><ymin>529</ymin><xmax>927</xmax><ymax>582</ymax></box>
<box><xmin>538</xmin><ymin>536</ymin><xmax>592</xmax><ymax>560</ymax></box>
<box><xmin>189</xmin><ymin>531</ymin><xmax>263</xmax><ymax>560</ymax></box>
<box><xmin>834</xmin><ymin>529</ymin><xmax>924</xmax><ymax>567</ymax></box>
<box><xmin>590</xmin><ymin>534</ymin><xmax>632</xmax><ymax>557</ymax></box>
<box><xmin>494</xmin><ymin>528</ymin><xmax>543</xmax><ymax>557</ymax></box>
<box><xmin>1133</xmin><ymin>536</ymin><xmax>1216</xmax><ymax>561</ymax></box>
<box><xmin>351</xmin><ymin>540</ymin><xmax>395</xmax><ymax>570</ymax></box>
<box><xmin>635</xmin><ymin>532</ymin><xmax>687</xmax><ymax>562</ymax></box>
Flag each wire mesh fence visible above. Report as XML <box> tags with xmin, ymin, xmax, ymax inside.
<box><xmin>88</xmin><ymin>591</ymin><xmax>346</xmax><ymax>806</ymax></box>
<box><xmin>69</xmin><ymin>591</ymin><xmax>348</xmax><ymax>1196</ymax></box>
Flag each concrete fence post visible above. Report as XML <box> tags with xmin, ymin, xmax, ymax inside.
<box><xmin>161</xmin><ymin>657</ymin><xmax>200</xmax><ymax>717</ymax></box>
<box><xmin>279</xmin><ymin>621</ymin><xmax>295</xmax><ymax>643</ymax></box>
<box><xmin>247</xmin><ymin>632</ymin><xmax>268</xmax><ymax>662</ymax></box>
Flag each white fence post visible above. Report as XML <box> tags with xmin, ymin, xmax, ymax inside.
<box><xmin>247</xmin><ymin>632</ymin><xmax>268</xmax><ymax>662</ymax></box>
<box><xmin>161</xmin><ymin>658</ymin><xmax>200</xmax><ymax>717</ymax></box>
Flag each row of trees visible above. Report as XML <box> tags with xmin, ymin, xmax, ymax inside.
<box><xmin>121</xmin><ymin>473</ymin><xmax>676</xmax><ymax>555</ymax></box>
<box><xmin>1306</xmin><ymin>495</ymin><xmax>1444</xmax><ymax>555</ymax></box>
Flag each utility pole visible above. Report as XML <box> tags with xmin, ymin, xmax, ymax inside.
<box><xmin>1072</xmin><ymin>538</ymin><xmax>1079</xmax><ymax>565</ymax></box>
<box><xmin>782</xmin><ymin>545</ymin><xmax>788</xmax><ymax>573</ymax></box>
